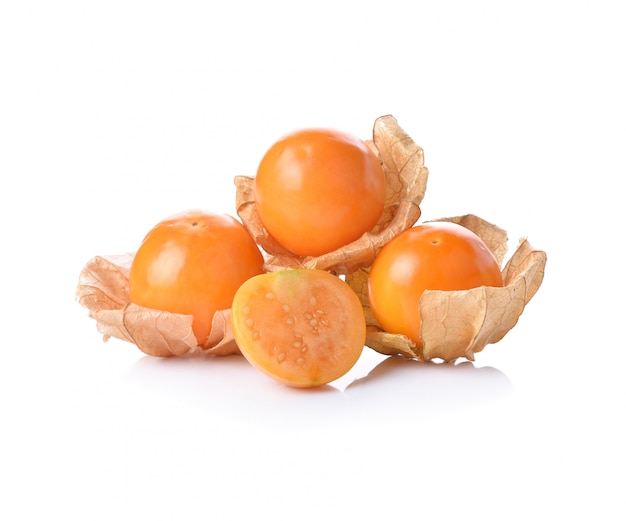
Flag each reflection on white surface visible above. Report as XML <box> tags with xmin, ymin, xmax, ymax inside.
<box><xmin>123</xmin><ymin>349</ymin><xmax>514</xmax><ymax>430</ymax></box>
<box><xmin>345</xmin><ymin>355</ymin><xmax>514</xmax><ymax>421</ymax></box>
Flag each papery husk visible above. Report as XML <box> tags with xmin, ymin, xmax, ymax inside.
<box><xmin>75</xmin><ymin>254</ymin><xmax>239</xmax><ymax>357</ymax></box>
<box><xmin>346</xmin><ymin>215</ymin><xmax>547</xmax><ymax>362</ymax></box>
<box><xmin>235</xmin><ymin>114</ymin><xmax>429</xmax><ymax>275</ymax></box>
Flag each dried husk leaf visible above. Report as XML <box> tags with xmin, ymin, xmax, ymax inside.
<box><xmin>75</xmin><ymin>254</ymin><xmax>240</xmax><ymax>357</ymax></box>
<box><xmin>346</xmin><ymin>215</ymin><xmax>547</xmax><ymax>362</ymax></box>
<box><xmin>235</xmin><ymin>114</ymin><xmax>429</xmax><ymax>275</ymax></box>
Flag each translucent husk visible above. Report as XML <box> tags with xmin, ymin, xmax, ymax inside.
<box><xmin>76</xmin><ymin>114</ymin><xmax>546</xmax><ymax>362</ymax></box>
<box><xmin>235</xmin><ymin>114</ymin><xmax>429</xmax><ymax>274</ymax></box>
<box><xmin>75</xmin><ymin>254</ymin><xmax>239</xmax><ymax>357</ymax></box>
<box><xmin>346</xmin><ymin>214</ymin><xmax>548</xmax><ymax>362</ymax></box>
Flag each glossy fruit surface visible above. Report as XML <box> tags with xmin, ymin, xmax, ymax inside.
<box><xmin>129</xmin><ymin>210</ymin><xmax>264</xmax><ymax>347</ymax></box>
<box><xmin>231</xmin><ymin>269</ymin><xmax>365</xmax><ymax>387</ymax></box>
<box><xmin>254</xmin><ymin>128</ymin><xmax>386</xmax><ymax>257</ymax></box>
<box><xmin>368</xmin><ymin>221</ymin><xmax>503</xmax><ymax>347</ymax></box>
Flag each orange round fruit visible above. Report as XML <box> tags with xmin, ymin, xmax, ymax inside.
<box><xmin>254</xmin><ymin>128</ymin><xmax>386</xmax><ymax>257</ymax></box>
<box><xmin>129</xmin><ymin>210</ymin><xmax>264</xmax><ymax>347</ymax></box>
<box><xmin>368</xmin><ymin>221</ymin><xmax>503</xmax><ymax>347</ymax></box>
<box><xmin>231</xmin><ymin>269</ymin><xmax>366</xmax><ymax>387</ymax></box>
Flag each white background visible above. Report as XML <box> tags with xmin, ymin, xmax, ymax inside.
<box><xmin>1</xmin><ymin>1</ymin><xmax>624</xmax><ymax>519</ymax></box>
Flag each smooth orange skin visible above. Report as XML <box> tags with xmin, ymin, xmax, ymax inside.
<box><xmin>129</xmin><ymin>211</ymin><xmax>264</xmax><ymax>346</ymax></box>
<box><xmin>254</xmin><ymin>128</ymin><xmax>386</xmax><ymax>257</ymax></box>
<box><xmin>368</xmin><ymin>222</ymin><xmax>504</xmax><ymax>347</ymax></box>
<box><xmin>231</xmin><ymin>269</ymin><xmax>366</xmax><ymax>388</ymax></box>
